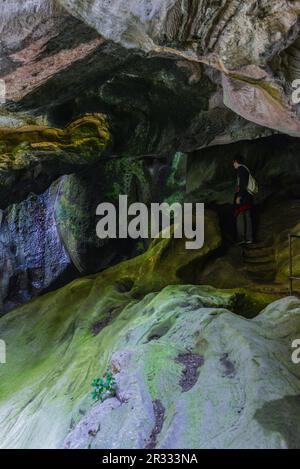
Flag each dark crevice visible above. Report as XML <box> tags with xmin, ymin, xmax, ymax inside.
<box><xmin>91</xmin><ymin>316</ymin><xmax>111</xmax><ymax>336</ymax></box>
<box><xmin>91</xmin><ymin>304</ymin><xmax>124</xmax><ymax>336</ymax></box>
<box><xmin>176</xmin><ymin>352</ymin><xmax>204</xmax><ymax>392</ymax></box>
<box><xmin>145</xmin><ymin>400</ymin><xmax>165</xmax><ymax>450</ymax></box>
<box><xmin>114</xmin><ymin>278</ymin><xmax>135</xmax><ymax>293</ymax></box>
<box><xmin>147</xmin><ymin>334</ymin><xmax>161</xmax><ymax>342</ymax></box>
<box><xmin>220</xmin><ymin>353</ymin><xmax>236</xmax><ymax>378</ymax></box>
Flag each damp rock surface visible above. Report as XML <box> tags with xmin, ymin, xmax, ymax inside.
<box><xmin>176</xmin><ymin>353</ymin><xmax>204</xmax><ymax>392</ymax></box>
<box><xmin>1</xmin><ymin>0</ymin><xmax>300</xmax><ymax>452</ymax></box>
<box><xmin>2</xmin><ymin>0</ymin><xmax>300</xmax><ymax>158</ymax></box>
<box><xmin>0</xmin><ymin>277</ymin><xmax>300</xmax><ymax>449</ymax></box>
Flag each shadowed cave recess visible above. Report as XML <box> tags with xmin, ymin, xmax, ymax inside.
<box><xmin>1</xmin><ymin>0</ymin><xmax>300</xmax><ymax>450</ymax></box>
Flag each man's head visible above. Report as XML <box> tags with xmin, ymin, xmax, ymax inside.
<box><xmin>233</xmin><ymin>156</ymin><xmax>244</xmax><ymax>169</ymax></box>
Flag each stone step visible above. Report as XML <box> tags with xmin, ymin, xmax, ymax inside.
<box><xmin>242</xmin><ymin>240</ymin><xmax>277</xmax><ymax>281</ymax></box>
<box><xmin>244</xmin><ymin>240</ymin><xmax>272</xmax><ymax>249</ymax></box>
<box><xmin>245</xmin><ymin>262</ymin><xmax>276</xmax><ymax>274</ymax></box>
<box><xmin>243</xmin><ymin>246</ymin><xmax>274</xmax><ymax>258</ymax></box>
<box><xmin>243</xmin><ymin>255</ymin><xmax>275</xmax><ymax>265</ymax></box>
<box><xmin>248</xmin><ymin>272</ymin><xmax>277</xmax><ymax>282</ymax></box>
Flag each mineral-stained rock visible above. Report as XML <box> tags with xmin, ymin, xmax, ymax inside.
<box><xmin>0</xmin><ymin>277</ymin><xmax>299</xmax><ymax>449</ymax></box>
<box><xmin>59</xmin><ymin>0</ymin><xmax>300</xmax><ymax>63</ymax></box>
<box><xmin>187</xmin><ymin>134</ymin><xmax>300</xmax><ymax>206</ymax></box>
<box><xmin>0</xmin><ymin>0</ymin><xmax>104</xmax><ymax>103</ymax></box>
<box><xmin>58</xmin><ymin>0</ymin><xmax>300</xmax><ymax>136</ymax></box>
<box><xmin>0</xmin><ymin>152</ymin><xmax>205</xmax><ymax>313</ymax></box>
<box><xmin>0</xmin><ymin>114</ymin><xmax>110</xmax><ymax>158</ymax></box>
<box><xmin>0</xmin><ymin>178</ymin><xmax>221</xmax><ymax>313</ymax></box>
<box><xmin>54</xmin><ymin>158</ymin><xmax>154</xmax><ymax>275</ymax></box>
<box><xmin>0</xmin><ymin>114</ymin><xmax>111</xmax><ymax>208</ymax></box>
<box><xmin>2</xmin><ymin>0</ymin><xmax>298</xmax><ymax>159</ymax></box>
<box><xmin>0</xmin><ymin>177</ymin><xmax>73</xmax><ymax>313</ymax></box>
<box><xmin>1</xmin><ymin>2</ymin><xmax>300</xmax><ymax>449</ymax></box>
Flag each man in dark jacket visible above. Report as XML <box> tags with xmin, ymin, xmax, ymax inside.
<box><xmin>233</xmin><ymin>156</ymin><xmax>253</xmax><ymax>245</ymax></box>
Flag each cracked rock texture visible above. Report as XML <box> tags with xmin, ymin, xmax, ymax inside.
<box><xmin>0</xmin><ymin>151</ymin><xmax>208</xmax><ymax>313</ymax></box>
<box><xmin>0</xmin><ymin>177</ymin><xmax>73</xmax><ymax>313</ymax></box>
<box><xmin>0</xmin><ymin>278</ymin><xmax>299</xmax><ymax>449</ymax></box>
<box><xmin>0</xmin><ymin>114</ymin><xmax>111</xmax><ymax>208</ymax></box>
<box><xmin>2</xmin><ymin>0</ymin><xmax>300</xmax><ymax>151</ymax></box>
<box><xmin>1</xmin><ymin>0</ymin><xmax>300</xmax><ymax>451</ymax></box>
<box><xmin>57</xmin><ymin>0</ymin><xmax>300</xmax><ymax>135</ymax></box>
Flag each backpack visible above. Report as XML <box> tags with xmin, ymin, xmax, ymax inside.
<box><xmin>241</xmin><ymin>165</ymin><xmax>259</xmax><ymax>196</ymax></box>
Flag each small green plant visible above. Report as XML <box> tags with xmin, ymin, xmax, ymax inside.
<box><xmin>91</xmin><ymin>368</ymin><xmax>117</xmax><ymax>402</ymax></box>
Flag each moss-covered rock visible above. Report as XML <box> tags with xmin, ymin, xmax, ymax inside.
<box><xmin>63</xmin><ymin>293</ymin><xmax>300</xmax><ymax>450</ymax></box>
<box><xmin>0</xmin><ymin>173</ymin><xmax>221</xmax><ymax>313</ymax></box>
<box><xmin>0</xmin><ymin>114</ymin><xmax>111</xmax><ymax>208</ymax></box>
<box><xmin>127</xmin><ymin>209</ymin><xmax>222</xmax><ymax>295</ymax></box>
<box><xmin>54</xmin><ymin>157</ymin><xmax>153</xmax><ymax>275</ymax></box>
<box><xmin>0</xmin><ymin>114</ymin><xmax>110</xmax><ymax>167</ymax></box>
<box><xmin>0</xmin><ymin>177</ymin><xmax>73</xmax><ymax>314</ymax></box>
<box><xmin>0</xmin><ymin>275</ymin><xmax>299</xmax><ymax>448</ymax></box>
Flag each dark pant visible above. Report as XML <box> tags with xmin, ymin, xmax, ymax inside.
<box><xmin>236</xmin><ymin>210</ymin><xmax>253</xmax><ymax>242</ymax></box>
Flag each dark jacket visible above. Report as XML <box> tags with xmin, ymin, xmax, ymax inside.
<box><xmin>234</xmin><ymin>165</ymin><xmax>253</xmax><ymax>206</ymax></box>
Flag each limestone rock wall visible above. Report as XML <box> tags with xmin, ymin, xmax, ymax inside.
<box><xmin>2</xmin><ymin>0</ymin><xmax>300</xmax><ymax>151</ymax></box>
<box><xmin>0</xmin><ymin>276</ymin><xmax>298</xmax><ymax>448</ymax></box>
<box><xmin>0</xmin><ymin>177</ymin><xmax>72</xmax><ymax>313</ymax></box>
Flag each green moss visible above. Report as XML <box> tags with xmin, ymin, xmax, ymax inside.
<box><xmin>0</xmin><ymin>210</ymin><xmax>285</xmax><ymax>448</ymax></box>
<box><xmin>104</xmin><ymin>157</ymin><xmax>151</xmax><ymax>200</ymax></box>
<box><xmin>164</xmin><ymin>152</ymin><xmax>187</xmax><ymax>205</ymax></box>
<box><xmin>0</xmin><ymin>216</ymin><xmax>220</xmax><ymax>403</ymax></box>
<box><xmin>227</xmin><ymin>289</ymin><xmax>279</xmax><ymax>319</ymax></box>
<box><xmin>229</xmin><ymin>73</ymin><xmax>284</xmax><ymax>106</ymax></box>
<box><xmin>143</xmin><ymin>345</ymin><xmax>175</xmax><ymax>397</ymax></box>
<box><xmin>0</xmin><ymin>114</ymin><xmax>111</xmax><ymax>171</ymax></box>
<box><xmin>0</xmin><ymin>253</ymin><xmax>293</xmax><ymax>448</ymax></box>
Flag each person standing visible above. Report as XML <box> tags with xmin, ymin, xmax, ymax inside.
<box><xmin>233</xmin><ymin>156</ymin><xmax>254</xmax><ymax>245</ymax></box>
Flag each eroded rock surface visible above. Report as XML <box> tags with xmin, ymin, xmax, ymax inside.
<box><xmin>0</xmin><ymin>114</ymin><xmax>111</xmax><ymax>208</ymax></box>
<box><xmin>1</xmin><ymin>1</ymin><xmax>300</xmax><ymax>452</ymax></box>
<box><xmin>0</xmin><ymin>152</ymin><xmax>209</xmax><ymax>313</ymax></box>
<box><xmin>0</xmin><ymin>278</ymin><xmax>299</xmax><ymax>449</ymax></box>
<box><xmin>0</xmin><ymin>177</ymin><xmax>72</xmax><ymax>313</ymax></box>
<box><xmin>58</xmin><ymin>0</ymin><xmax>300</xmax><ymax>136</ymax></box>
<box><xmin>2</xmin><ymin>0</ymin><xmax>299</xmax><ymax>155</ymax></box>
